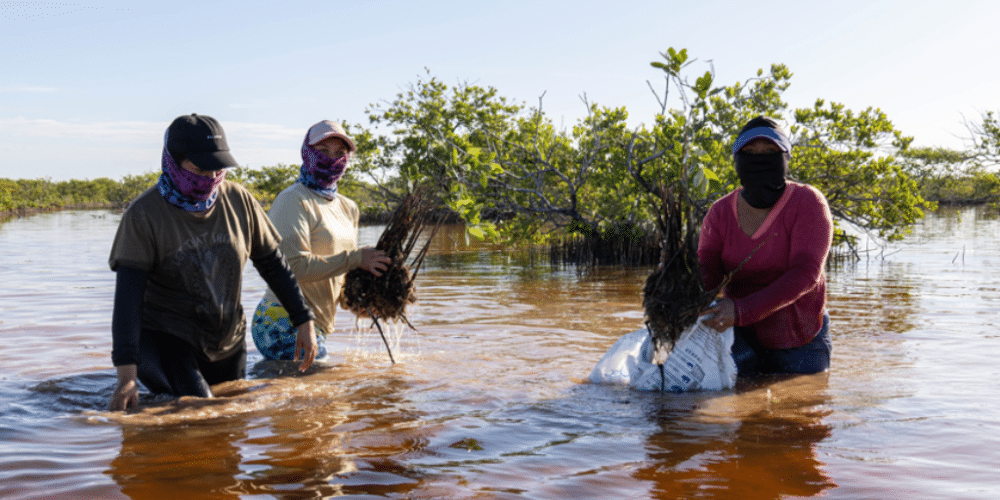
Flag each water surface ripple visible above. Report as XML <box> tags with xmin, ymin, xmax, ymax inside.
<box><xmin>0</xmin><ymin>207</ymin><xmax>997</xmax><ymax>499</ymax></box>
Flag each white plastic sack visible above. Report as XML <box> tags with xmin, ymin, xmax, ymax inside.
<box><xmin>589</xmin><ymin>317</ymin><xmax>736</xmax><ymax>392</ymax></box>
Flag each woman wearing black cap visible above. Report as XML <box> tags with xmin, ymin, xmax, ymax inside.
<box><xmin>107</xmin><ymin>113</ymin><xmax>318</xmax><ymax>410</ymax></box>
<box><xmin>698</xmin><ymin>116</ymin><xmax>834</xmax><ymax>376</ymax></box>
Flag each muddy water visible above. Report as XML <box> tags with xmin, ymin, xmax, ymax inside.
<box><xmin>0</xmin><ymin>207</ymin><xmax>997</xmax><ymax>499</ymax></box>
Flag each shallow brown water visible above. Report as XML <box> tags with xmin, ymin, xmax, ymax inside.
<box><xmin>0</xmin><ymin>207</ymin><xmax>997</xmax><ymax>499</ymax></box>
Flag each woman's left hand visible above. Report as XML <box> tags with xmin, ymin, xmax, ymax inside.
<box><xmin>701</xmin><ymin>298</ymin><xmax>736</xmax><ymax>332</ymax></box>
<box><xmin>359</xmin><ymin>247</ymin><xmax>391</xmax><ymax>277</ymax></box>
<box><xmin>295</xmin><ymin>320</ymin><xmax>318</xmax><ymax>371</ymax></box>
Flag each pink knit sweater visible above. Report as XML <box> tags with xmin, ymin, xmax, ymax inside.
<box><xmin>698</xmin><ymin>181</ymin><xmax>833</xmax><ymax>349</ymax></box>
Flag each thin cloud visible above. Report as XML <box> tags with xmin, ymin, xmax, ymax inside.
<box><xmin>0</xmin><ymin>86</ymin><xmax>57</xmax><ymax>92</ymax></box>
<box><xmin>224</xmin><ymin>122</ymin><xmax>303</xmax><ymax>144</ymax></box>
<box><xmin>0</xmin><ymin>117</ymin><xmax>303</xmax><ymax>147</ymax></box>
<box><xmin>0</xmin><ymin>117</ymin><xmax>162</xmax><ymax>141</ymax></box>
<box><xmin>0</xmin><ymin>118</ymin><xmax>304</xmax><ymax>178</ymax></box>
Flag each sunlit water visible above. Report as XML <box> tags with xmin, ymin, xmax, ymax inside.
<box><xmin>0</xmin><ymin>207</ymin><xmax>997</xmax><ymax>499</ymax></box>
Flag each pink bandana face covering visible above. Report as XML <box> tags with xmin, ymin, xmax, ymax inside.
<box><xmin>298</xmin><ymin>134</ymin><xmax>349</xmax><ymax>200</ymax></box>
<box><xmin>158</xmin><ymin>146</ymin><xmax>227</xmax><ymax>211</ymax></box>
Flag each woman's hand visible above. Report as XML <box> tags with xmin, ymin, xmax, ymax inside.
<box><xmin>701</xmin><ymin>298</ymin><xmax>736</xmax><ymax>332</ymax></box>
<box><xmin>359</xmin><ymin>247</ymin><xmax>391</xmax><ymax>277</ymax></box>
<box><xmin>109</xmin><ymin>364</ymin><xmax>139</xmax><ymax>411</ymax></box>
<box><xmin>295</xmin><ymin>320</ymin><xmax>318</xmax><ymax>371</ymax></box>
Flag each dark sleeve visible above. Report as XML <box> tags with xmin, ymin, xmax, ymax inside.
<box><xmin>112</xmin><ymin>266</ymin><xmax>147</xmax><ymax>366</ymax></box>
<box><xmin>252</xmin><ymin>247</ymin><xmax>314</xmax><ymax>326</ymax></box>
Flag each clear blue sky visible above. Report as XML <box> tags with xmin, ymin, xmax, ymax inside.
<box><xmin>1</xmin><ymin>0</ymin><xmax>998</xmax><ymax>180</ymax></box>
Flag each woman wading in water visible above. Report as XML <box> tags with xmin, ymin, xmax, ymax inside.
<box><xmin>699</xmin><ymin>116</ymin><xmax>834</xmax><ymax>376</ymax></box>
<box><xmin>251</xmin><ymin>120</ymin><xmax>389</xmax><ymax>361</ymax></box>
<box><xmin>108</xmin><ymin>114</ymin><xmax>317</xmax><ymax>410</ymax></box>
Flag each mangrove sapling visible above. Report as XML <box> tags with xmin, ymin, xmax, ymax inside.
<box><xmin>642</xmin><ymin>185</ymin><xmax>717</xmax><ymax>363</ymax></box>
<box><xmin>339</xmin><ymin>185</ymin><xmax>438</xmax><ymax>363</ymax></box>
<box><xmin>641</xmin><ymin>183</ymin><xmax>763</xmax><ymax>391</ymax></box>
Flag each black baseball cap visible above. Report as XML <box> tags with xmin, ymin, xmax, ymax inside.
<box><xmin>166</xmin><ymin>113</ymin><xmax>239</xmax><ymax>171</ymax></box>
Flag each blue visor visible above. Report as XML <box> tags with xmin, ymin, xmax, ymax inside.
<box><xmin>732</xmin><ymin>127</ymin><xmax>792</xmax><ymax>156</ymax></box>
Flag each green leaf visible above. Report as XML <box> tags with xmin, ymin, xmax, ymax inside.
<box><xmin>702</xmin><ymin>167</ymin><xmax>720</xmax><ymax>183</ymax></box>
<box><xmin>467</xmin><ymin>225</ymin><xmax>486</xmax><ymax>240</ymax></box>
<box><xmin>692</xmin><ymin>166</ymin><xmax>707</xmax><ymax>190</ymax></box>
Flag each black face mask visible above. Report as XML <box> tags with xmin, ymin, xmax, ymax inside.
<box><xmin>735</xmin><ymin>152</ymin><xmax>788</xmax><ymax>209</ymax></box>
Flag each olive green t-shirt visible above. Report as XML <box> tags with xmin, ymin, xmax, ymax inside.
<box><xmin>109</xmin><ymin>181</ymin><xmax>280</xmax><ymax>361</ymax></box>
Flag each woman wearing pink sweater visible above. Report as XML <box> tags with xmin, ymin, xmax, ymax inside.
<box><xmin>698</xmin><ymin>116</ymin><xmax>833</xmax><ymax>376</ymax></box>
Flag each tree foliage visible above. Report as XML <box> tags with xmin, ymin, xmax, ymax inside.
<box><xmin>928</xmin><ymin>111</ymin><xmax>1000</xmax><ymax>205</ymax></box>
<box><xmin>357</xmin><ymin>49</ymin><xmax>933</xmax><ymax>261</ymax></box>
<box><xmin>884</xmin><ymin>111</ymin><xmax>1000</xmax><ymax>206</ymax></box>
<box><xmin>968</xmin><ymin>110</ymin><xmax>1000</xmax><ymax>166</ymax></box>
<box><xmin>790</xmin><ymin>101</ymin><xmax>932</xmax><ymax>246</ymax></box>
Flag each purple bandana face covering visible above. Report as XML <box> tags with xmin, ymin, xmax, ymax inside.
<box><xmin>297</xmin><ymin>134</ymin><xmax>349</xmax><ymax>200</ymax></box>
<box><xmin>158</xmin><ymin>147</ymin><xmax>227</xmax><ymax>212</ymax></box>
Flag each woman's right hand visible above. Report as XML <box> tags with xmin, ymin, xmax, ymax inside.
<box><xmin>700</xmin><ymin>298</ymin><xmax>736</xmax><ymax>332</ymax></box>
<box><xmin>109</xmin><ymin>364</ymin><xmax>139</xmax><ymax>411</ymax></box>
<box><xmin>359</xmin><ymin>247</ymin><xmax>391</xmax><ymax>276</ymax></box>
<box><xmin>295</xmin><ymin>320</ymin><xmax>318</xmax><ymax>372</ymax></box>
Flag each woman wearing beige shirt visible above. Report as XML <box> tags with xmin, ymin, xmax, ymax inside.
<box><xmin>251</xmin><ymin>120</ymin><xmax>390</xmax><ymax>361</ymax></box>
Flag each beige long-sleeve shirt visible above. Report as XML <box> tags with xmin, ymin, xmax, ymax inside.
<box><xmin>263</xmin><ymin>183</ymin><xmax>363</xmax><ymax>335</ymax></box>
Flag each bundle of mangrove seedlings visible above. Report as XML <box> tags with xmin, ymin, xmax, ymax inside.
<box><xmin>641</xmin><ymin>185</ymin><xmax>720</xmax><ymax>362</ymax></box>
<box><xmin>338</xmin><ymin>185</ymin><xmax>439</xmax><ymax>362</ymax></box>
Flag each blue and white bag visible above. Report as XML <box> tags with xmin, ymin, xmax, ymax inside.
<box><xmin>589</xmin><ymin>316</ymin><xmax>736</xmax><ymax>392</ymax></box>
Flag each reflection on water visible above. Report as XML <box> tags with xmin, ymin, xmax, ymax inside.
<box><xmin>638</xmin><ymin>374</ymin><xmax>834</xmax><ymax>499</ymax></box>
<box><xmin>108</xmin><ymin>369</ymin><xmax>428</xmax><ymax>499</ymax></box>
<box><xmin>1</xmin><ymin>206</ymin><xmax>999</xmax><ymax>498</ymax></box>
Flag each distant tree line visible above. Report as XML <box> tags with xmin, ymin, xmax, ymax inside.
<box><xmin>0</xmin><ymin>165</ymin><xmax>382</xmax><ymax>220</ymax></box>
<box><xmin>0</xmin><ymin>173</ymin><xmax>159</xmax><ymax>216</ymax></box>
